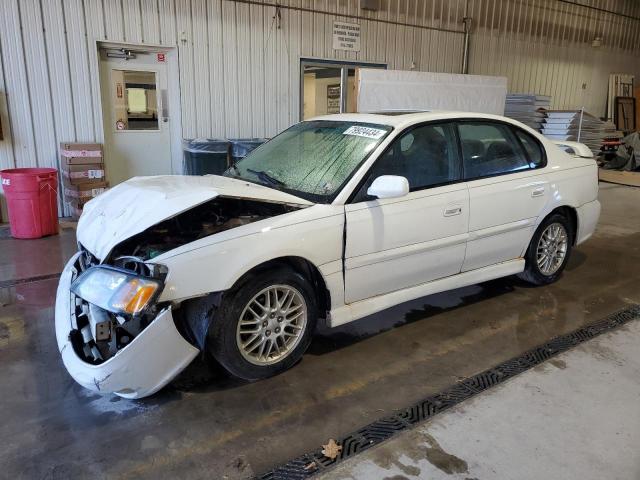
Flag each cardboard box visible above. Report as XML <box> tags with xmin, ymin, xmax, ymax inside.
<box><xmin>65</xmin><ymin>183</ymin><xmax>109</xmax><ymax>220</ymax></box>
<box><xmin>61</xmin><ymin>155</ymin><xmax>103</xmax><ymax>166</ymax></box>
<box><xmin>64</xmin><ymin>181</ymin><xmax>109</xmax><ymax>205</ymax></box>
<box><xmin>60</xmin><ymin>156</ymin><xmax>104</xmax><ymax>170</ymax></box>
<box><xmin>60</xmin><ymin>142</ymin><xmax>103</xmax><ymax>165</ymax></box>
<box><xmin>61</xmin><ymin>163</ymin><xmax>105</xmax><ymax>186</ymax></box>
<box><xmin>60</xmin><ymin>142</ymin><xmax>102</xmax><ymax>153</ymax></box>
<box><xmin>66</xmin><ymin>202</ymin><xmax>84</xmax><ymax>220</ymax></box>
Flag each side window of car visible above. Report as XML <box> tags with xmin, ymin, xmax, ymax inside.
<box><xmin>458</xmin><ymin>122</ymin><xmax>530</xmax><ymax>180</ymax></box>
<box><xmin>354</xmin><ymin>123</ymin><xmax>461</xmax><ymax>201</ymax></box>
<box><xmin>513</xmin><ymin>128</ymin><xmax>545</xmax><ymax>167</ymax></box>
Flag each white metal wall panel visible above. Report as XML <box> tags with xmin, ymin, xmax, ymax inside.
<box><xmin>0</xmin><ymin>23</ymin><xmax>15</xmax><ymax>223</ymax></box>
<box><xmin>263</xmin><ymin>3</ymin><xmax>279</xmax><ymax>138</ymax></box>
<box><xmin>276</xmin><ymin>2</ymin><xmax>290</xmax><ymax>133</ymax></box>
<box><xmin>236</xmin><ymin>1</ymin><xmax>252</xmax><ymax>135</ymax></box>
<box><xmin>141</xmin><ymin>0</ymin><xmax>161</xmax><ymax>44</ymax></box>
<box><xmin>20</xmin><ymin>0</ymin><xmax>57</xmax><ymax>169</ymax></box>
<box><xmin>103</xmin><ymin>0</ymin><xmax>125</xmax><ymax>41</ymax></box>
<box><xmin>65</xmin><ymin>0</ymin><xmax>95</xmax><ymax>141</ymax></box>
<box><xmin>469</xmin><ymin>0</ymin><xmax>640</xmax><ymax>117</ymax></box>
<box><xmin>222</xmin><ymin>0</ymin><xmax>240</xmax><ymax>139</ymax></box>
<box><xmin>192</xmin><ymin>0</ymin><xmax>212</xmax><ymax>137</ymax></box>
<box><xmin>42</xmin><ymin>1</ymin><xmax>77</xmax><ymax>144</ymax></box>
<box><xmin>208</xmin><ymin>0</ymin><xmax>227</xmax><ymax>138</ymax></box>
<box><xmin>1</xmin><ymin>0</ymin><xmax>640</xmax><ymax>216</ymax></box>
<box><xmin>287</xmin><ymin>2</ymin><xmax>302</xmax><ymax>126</ymax></box>
<box><xmin>175</xmin><ymin>0</ymin><xmax>196</xmax><ymax>139</ymax></box>
<box><xmin>123</xmin><ymin>0</ymin><xmax>144</xmax><ymax>44</ymax></box>
<box><xmin>249</xmin><ymin>1</ymin><xmax>265</xmax><ymax>137</ymax></box>
<box><xmin>0</xmin><ymin>0</ymin><xmax>37</xmax><ymax>168</ymax></box>
<box><xmin>84</xmin><ymin>0</ymin><xmax>108</xmax><ymax>142</ymax></box>
<box><xmin>158</xmin><ymin>0</ymin><xmax>177</xmax><ymax>45</ymax></box>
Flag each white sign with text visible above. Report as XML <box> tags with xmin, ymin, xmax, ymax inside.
<box><xmin>332</xmin><ymin>21</ymin><xmax>361</xmax><ymax>52</ymax></box>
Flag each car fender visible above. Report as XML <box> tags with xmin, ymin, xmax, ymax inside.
<box><xmin>156</xmin><ymin>206</ymin><xmax>345</xmax><ymax>303</ymax></box>
<box><xmin>527</xmin><ymin>161</ymin><xmax>598</xmax><ymax>252</ymax></box>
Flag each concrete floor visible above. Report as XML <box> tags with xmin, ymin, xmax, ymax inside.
<box><xmin>0</xmin><ymin>183</ymin><xmax>638</xmax><ymax>479</ymax></box>
<box><xmin>319</xmin><ymin>318</ymin><xmax>640</xmax><ymax>480</ymax></box>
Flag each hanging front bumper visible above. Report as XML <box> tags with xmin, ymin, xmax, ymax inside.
<box><xmin>55</xmin><ymin>253</ymin><xmax>199</xmax><ymax>399</ymax></box>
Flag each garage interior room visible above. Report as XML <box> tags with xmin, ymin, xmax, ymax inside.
<box><xmin>1</xmin><ymin>0</ymin><xmax>640</xmax><ymax>479</ymax></box>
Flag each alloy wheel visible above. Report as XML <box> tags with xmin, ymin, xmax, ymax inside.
<box><xmin>536</xmin><ymin>222</ymin><xmax>568</xmax><ymax>275</ymax></box>
<box><xmin>236</xmin><ymin>285</ymin><xmax>307</xmax><ymax>366</ymax></box>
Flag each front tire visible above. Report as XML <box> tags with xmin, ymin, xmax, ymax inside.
<box><xmin>208</xmin><ymin>268</ymin><xmax>317</xmax><ymax>381</ymax></box>
<box><xmin>519</xmin><ymin>213</ymin><xmax>573</xmax><ymax>286</ymax></box>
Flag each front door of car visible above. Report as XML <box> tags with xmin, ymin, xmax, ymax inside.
<box><xmin>458</xmin><ymin>121</ymin><xmax>549</xmax><ymax>272</ymax></box>
<box><xmin>344</xmin><ymin>122</ymin><xmax>469</xmax><ymax>304</ymax></box>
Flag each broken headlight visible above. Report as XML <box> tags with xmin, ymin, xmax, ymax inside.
<box><xmin>71</xmin><ymin>266</ymin><xmax>162</xmax><ymax>315</ymax></box>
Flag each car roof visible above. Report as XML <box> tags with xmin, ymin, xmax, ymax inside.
<box><xmin>307</xmin><ymin>111</ymin><xmax>520</xmax><ymax>129</ymax></box>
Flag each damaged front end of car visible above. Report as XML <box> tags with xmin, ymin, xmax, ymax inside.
<box><xmin>56</xmin><ymin>182</ymin><xmax>308</xmax><ymax>398</ymax></box>
<box><xmin>67</xmin><ymin>250</ymin><xmax>168</xmax><ymax>365</ymax></box>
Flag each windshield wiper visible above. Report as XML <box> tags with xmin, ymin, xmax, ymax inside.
<box><xmin>247</xmin><ymin>169</ymin><xmax>285</xmax><ymax>188</ymax></box>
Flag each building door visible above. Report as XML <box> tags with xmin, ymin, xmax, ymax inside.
<box><xmin>300</xmin><ymin>59</ymin><xmax>386</xmax><ymax>120</ymax></box>
<box><xmin>99</xmin><ymin>48</ymin><xmax>172</xmax><ymax>185</ymax></box>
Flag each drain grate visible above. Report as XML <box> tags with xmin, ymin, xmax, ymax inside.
<box><xmin>0</xmin><ymin>272</ymin><xmax>62</xmax><ymax>289</ymax></box>
<box><xmin>258</xmin><ymin>304</ymin><xmax>640</xmax><ymax>479</ymax></box>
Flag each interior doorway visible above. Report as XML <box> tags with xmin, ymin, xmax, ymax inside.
<box><xmin>98</xmin><ymin>46</ymin><xmax>177</xmax><ymax>186</ymax></box>
<box><xmin>300</xmin><ymin>59</ymin><xmax>387</xmax><ymax>120</ymax></box>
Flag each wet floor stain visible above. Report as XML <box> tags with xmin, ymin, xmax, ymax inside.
<box><xmin>423</xmin><ymin>433</ymin><xmax>469</xmax><ymax>475</ymax></box>
<box><xmin>0</xmin><ymin>322</ymin><xmax>9</xmax><ymax>340</ymax></box>
<box><xmin>371</xmin><ymin>440</ymin><xmax>425</xmax><ymax>477</ymax></box>
<box><xmin>370</xmin><ymin>431</ymin><xmax>468</xmax><ymax>478</ymax></box>
<box><xmin>0</xmin><ymin>315</ymin><xmax>25</xmax><ymax>347</ymax></box>
<box><xmin>549</xmin><ymin>358</ymin><xmax>567</xmax><ymax>369</ymax></box>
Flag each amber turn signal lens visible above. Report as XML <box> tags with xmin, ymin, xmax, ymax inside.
<box><xmin>123</xmin><ymin>284</ymin><xmax>157</xmax><ymax>314</ymax></box>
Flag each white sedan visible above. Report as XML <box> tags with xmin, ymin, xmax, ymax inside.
<box><xmin>56</xmin><ymin>111</ymin><xmax>600</xmax><ymax>398</ymax></box>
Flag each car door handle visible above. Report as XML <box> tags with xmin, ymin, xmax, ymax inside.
<box><xmin>531</xmin><ymin>187</ymin><xmax>545</xmax><ymax>197</ymax></box>
<box><xmin>444</xmin><ymin>206</ymin><xmax>463</xmax><ymax>217</ymax></box>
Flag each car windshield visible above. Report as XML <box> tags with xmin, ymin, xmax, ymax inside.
<box><xmin>223</xmin><ymin>120</ymin><xmax>392</xmax><ymax>203</ymax></box>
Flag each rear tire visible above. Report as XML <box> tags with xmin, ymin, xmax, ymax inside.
<box><xmin>207</xmin><ymin>268</ymin><xmax>317</xmax><ymax>381</ymax></box>
<box><xmin>519</xmin><ymin>213</ymin><xmax>573</xmax><ymax>286</ymax></box>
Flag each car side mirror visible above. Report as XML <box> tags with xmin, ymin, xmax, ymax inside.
<box><xmin>367</xmin><ymin>175</ymin><xmax>410</xmax><ymax>199</ymax></box>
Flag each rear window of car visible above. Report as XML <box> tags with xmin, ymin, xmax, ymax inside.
<box><xmin>457</xmin><ymin>122</ymin><xmax>545</xmax><ymax>180</ymax></box>
<box><xmin>514</xmin><ymin>129</ymin><xmax>545</xmax><ymax>167</ymax></box>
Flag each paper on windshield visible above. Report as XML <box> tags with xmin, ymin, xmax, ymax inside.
<box><xmin>342</xmin><ymin>126</ymin><xmax>387</xmax><ymax>139</ymax></box>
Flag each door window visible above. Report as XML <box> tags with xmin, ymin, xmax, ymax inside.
<box><xmin>513</xmin><ymin>128</ymin><xmax>545</xmax><ymax>167</ymax></box>
<box><xmin>458</xmin><ymin>122</ymin><xmax>530</xmax><ymax>179</ymax></box>
<box><xmin>354</xmin><ymin>123</ymin><xmax>461</xmax><ymax>201</ymax></box>
<box><xmin>301</xmin><ymin>60</ymin><xmax>386</xmax><ymax>120</ymax></box>
<box><xmin>110</xmin><ymin>70</ymin><xmax>159</xmax><ymax>131</ymax></box>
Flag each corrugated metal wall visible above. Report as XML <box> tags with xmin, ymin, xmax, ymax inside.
<box><xmin>470</xmin><ymin>0</ymin><xmax>640</xmax><ymax>115</ymax></box>
<box><xmin>0</xmin><ymin>0</ymin><xmax>639</xmax><ymax>217</ymax></box>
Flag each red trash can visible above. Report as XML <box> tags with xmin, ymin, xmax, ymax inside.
<box><xmin>0</xmin><ymin>168</ymin><xmax>59</xmax><ymax>239</ymax></box>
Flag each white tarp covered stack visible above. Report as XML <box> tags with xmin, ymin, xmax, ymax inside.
<box><xmin>356</xmin><ymin>69</ymin><xmax>508</xmax><ymax>115</ymax></box>
<box><xmin>542</xmin><ymin>110</ymin><xmax>620</xmax><ymax>155</ymax></box>
<box><xmin>503</xmin><ymin>94</ymin><xmax>550</xmax><ymax>131</ymax></box>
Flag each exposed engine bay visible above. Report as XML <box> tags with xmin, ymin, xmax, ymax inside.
<box><xmin>109</xmin><ymin>196</ymin><xmax>303</xmax><ymax>261</ymax></box>
<box><xmin>70</xmin><ymin>197</ymin><xmax>303</xmax><ymax>365</ymax></box>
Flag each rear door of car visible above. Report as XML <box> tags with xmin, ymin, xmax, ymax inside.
<box><xmin>457</xmin><ymin>120</ymin><xmax>549</xmax><ymax>272</ymax></box>
<box><xmin>344</xmin><ymin>122</ymin><xmax>469</xmax><ymax>304</ymax></box>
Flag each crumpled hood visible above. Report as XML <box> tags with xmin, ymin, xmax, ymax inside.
<box><xmin>77</xmin><ymin>175</ymin><xmax>312</xmax><ymax>260</ymax></box>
